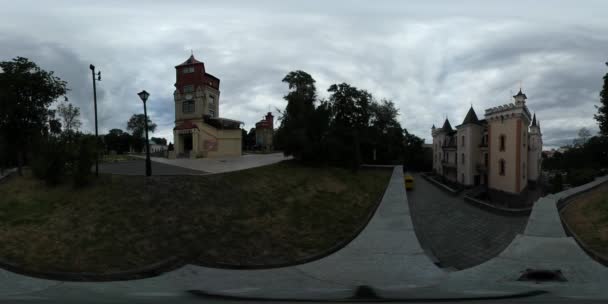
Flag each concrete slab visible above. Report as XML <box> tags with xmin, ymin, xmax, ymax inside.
<box><xmin>523</xmin><ymin>197</ymin><xmax>566</xmax><ymax>237</ymax></box>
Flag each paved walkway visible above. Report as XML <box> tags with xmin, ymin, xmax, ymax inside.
<box><xmin>99</xmin><ymin>160</ymin><xmax>206</xmax><ymax>175</ymax></box>
<box><xmin>137</xmin><ymin>153</ymin><xmax>291</xmax><ymax>174</ymax></box>
<box><xmin>407</xmin><ymin>173</ymin><xmax>529</xmax><ymax>270</ymax></box>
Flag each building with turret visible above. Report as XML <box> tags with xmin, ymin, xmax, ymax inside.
<box><xmin>431</xmin><ymin>89</ymin><xmax>543</xmax><ymax>194</ymax></box>
<box><xmin>255</xmin><ymin>112</ymin><xmax>274</xmax><ymax>151</ymax></box>
<box><xmin>171</xmin><ymin>54</ymin><xmax>243</xmax><ymax>158</ymax></box>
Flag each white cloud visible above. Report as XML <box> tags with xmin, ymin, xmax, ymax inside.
<box><xmin>1</xmin><ymin>0</ymin><xmax>607</xmax><ymax>146</ymax></box>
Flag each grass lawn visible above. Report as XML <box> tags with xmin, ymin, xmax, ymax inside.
<box><xmin>100</xmin><ymin>154</ymin><xmax>139</xmax><ymax>163</ymax></box>
<box><xmin>561</xmin><ymin>183</ymin><xmax>608</xmax><ymax>256</ymax></box>
<box><xmin>0</xmin><ymin>161</ymin><xmax>391</xmax><ymax>274</ymax></box>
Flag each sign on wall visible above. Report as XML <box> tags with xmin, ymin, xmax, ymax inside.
<box><xmin>204</xmin><ymin>139</ymin><xmax>218</xmax><ymax>151</ymax></box>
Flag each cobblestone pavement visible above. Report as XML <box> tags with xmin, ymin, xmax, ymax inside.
<box><xmin>99</xmin><ymin>160</ymin><xmax>206</xmax><ymax>175</ymax></box>
<box><xmin>407</xmin><ymin>173</ymin><xmax>529</xmax><ymax>270</ymax></box>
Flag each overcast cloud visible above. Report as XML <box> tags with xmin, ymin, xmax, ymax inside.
<box><xmin>1</xmin><ymin>0</ymin><xmax>607</xmax><ymax>149</ymax></box>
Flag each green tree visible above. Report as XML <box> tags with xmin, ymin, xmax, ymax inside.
<box><xmin>276</xmin><ymin>70</ymin><xmax>318</xmax><ymax>160</ymax></box>
<box><xmin>0</xmin><ymin>57</ymin><xmax>68</xmax><ymax>175</ymax></box>
<box><xmin>369</xmin><ymin>99</ymin><xmax>404</xmax><ymax>162</ymax></box>
<box><xmin>56</xmin><ymin>101</ymin><xmax>82</xmax><ymax>134</ymax></box>
<box><xmin>126</xmin><ymin>114</ymin><xmax>156</xmax><ymax>152</ymax></box>
<box><xmin>327</xmin><ymin>83</ymin><xmax>372</xmax><ymax>169</ymax></box>
<box><xmin>104</xmin><ymin>128</ymin><xmax>132</xmax><ymax>154</ymax></box>
<box><xmin>151</xmin><ymin>137</ymin><xmax>167</xmax><ymax>145</ymax></box>
<box><xmin>596</xmin><ymin>62</ymin><xmax>608</xmax><ymax>136</ymax></box>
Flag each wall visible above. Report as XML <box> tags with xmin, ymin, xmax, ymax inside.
<box><xmin>457</xmin><ymin>124</ymin><xmax>482</xmax><ymax>186</ymax></box>
<box><xmin>488</xmin><ymin>117</ymin><xmax>519</xmax><ymax>193</ymax></box>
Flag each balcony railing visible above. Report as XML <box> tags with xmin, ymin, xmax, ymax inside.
<box><xmin>479</xmin><ymin>143</ymin><xmax>488</xmax><ymax>148</ymax></box>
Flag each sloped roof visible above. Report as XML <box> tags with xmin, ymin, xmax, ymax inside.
<box><xmin>174</xmin><ymin>120</ymin><xmax>199</xmax><ymax>130</ymax></box>
<box><xmin>531</xmin><ymin>113</ymin><xmax>537</xmax><ymax>126</ymax></box>
<box><xmin>176</xmin><ymin>54</ymin><xmax>203</xmax><ymax>67</ymax></box>
<box><xmin>461</xmin><ymin>106</ymin><xmax>479</xmax><ymax>125</ymax></box>
<box><xmin>513</xmin><ymin>88</ymin><xmax>527</xmax><ymax>99</ymax></box>
<box><xmin>441</xmin><ymin>118</ymin><xmax>453</xmax><ymax>132</ymax></box>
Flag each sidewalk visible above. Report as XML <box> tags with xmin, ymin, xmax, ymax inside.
<box><xmin>135</xmin><ymin>153</ymin><xmax>291</xmax><ymax>174</ymax></box>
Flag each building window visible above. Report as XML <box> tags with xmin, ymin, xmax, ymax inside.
<box><xmin>523</xmin><ymin>132</ymin><xmax>526</xmax><ymax>147</ymax></box>
<box><xmin>183</xmin><ymin>85</ymin><xmax>194</xmax><ymax>93</ymax></box>
<box><xmin>182</xmin><ymin>67</ymin><xmax>194</xmax><ymax>73</ymax></box>
<box><xmin>209</xmin><ymin>109</ymin><xmax>215</xmax><ymax>117</ymax></box>
<box><xmin>499</xmin><ymin>159</ymin><xmax>505</xmax><ymax>176</ymax></box>
<box><xmin>500</xmin><ymin>135</ymin><xmax>506</xmax><ymax>151</ymax></box>
<box><xmin>182</xmin><ymin>100</ymin><xmax>195</xmax><ymax>113</ymax></box>
<box><xmin>461</xmin><ymin>136</ymin><xmax>465</xmax><ymax>147</ymax></box>
<box><xmin>484</xmin><ymin>153</ymin><xmax>488</xmax><ymax>166</ymax></box>
<box><xmin>523</xmin><ymin>163</ymin><xmax>526</xmax><ymax>180</ymax></box>
<box><xmin>461</xmin><ymin>153</ymin><xmax>465</xmax><ymax>164</ymax></box>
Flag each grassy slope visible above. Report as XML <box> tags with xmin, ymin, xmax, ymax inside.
<box><xmin>562</xmin><ymin>183</ymin><xmax>608</xmax><ymax>255</ymax></box>
<box><xmin>0</xmin><ymin>161</ymin><xmax>391</xmax><ymax>273</ymax></box>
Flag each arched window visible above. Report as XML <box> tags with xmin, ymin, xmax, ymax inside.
<box><xmin>499</xmin><ymin>159</ymin><xmax>506</xmax><ymax>176</ymax></box>
<box><xmin>500</xmin><ymin>135</ymin><xmax>506</xmax><ymax>151</ymax></box>
<box><xmin>461</xmin><ymin>153</ymin><xmax>465</xmax><ymax>164</ymax></box>
<box><xmin>461</xmin><ymin>136</ymin><xmax>465</xmax><ymax>147</ymax></box>
<box><xmin>182</xmin><ymin>100</ymin><xmax>195</xmax><ymax>113</ymax></box>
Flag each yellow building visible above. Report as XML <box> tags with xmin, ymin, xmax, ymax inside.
<box><xmin>170</xmin><ymin>54</ymin><xmax>242</xmax><ymax>158</ymax></box>
<box><xmin>431</xmin><ymin>89</ymin><xmax>543</xmax><ymax>194</ymax></box>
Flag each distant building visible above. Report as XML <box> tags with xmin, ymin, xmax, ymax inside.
<box><xmin>171</xmin><ymin>54</ymin><xmax>243</xmax><ymax>158</ymax></box>
<box><xmin>143</xmin><ymin>140</ymin><xmax>167</xmax><ymax>154</ymax></box>
<box><xmin>431</xmin><ymin>89</ymin><xmax>543</xmax><ymax>194</ymax></box>
<box><xmin>255</xmin><ymin>112</ymin><xmax>274</xmax><ymax>151</ymax></box>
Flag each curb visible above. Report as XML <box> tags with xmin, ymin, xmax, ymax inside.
<box><xmin>557</xmin><ymin>177</ymin><xmax>608</xmax><ymax>267</ymax></box>
<box><xmin>463</xmin><ymin>195</ymin><xmax>532</xmax><ymax>216</ymax></box>
<box><xmin>420</xmin><ymin>173</ymin><xmax>460</xmax><ymax>195</ymax></box>
<box><xmin>0</xmin><ymin>256</ymin><xmax>183</xmax><ymax>282</ymax></box>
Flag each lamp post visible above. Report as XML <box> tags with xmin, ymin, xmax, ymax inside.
<box><xmin>89</xmin><ymin>64</ymin><xmax>101</xmax><ymax>176</ymax></box>
<box><xmin>137</xmin><ymin>90</ymin><xmax>152</xmax><ymax>176</ymax></box>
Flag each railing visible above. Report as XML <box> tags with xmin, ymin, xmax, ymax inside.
<box><xmin>479</xmin><ymin>143</ymin><xmax>488</xmax><ymax>148</ymax></box>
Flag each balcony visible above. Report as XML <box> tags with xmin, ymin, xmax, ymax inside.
<box><xmin>442</xmin><ymin>145</ymin><xmax>457</xmax><ymax>151</ymax></box>
<box><xmin>479</xmin><ymin>143</ymin><xmax>488</xmax><ymax>149</ymax></box>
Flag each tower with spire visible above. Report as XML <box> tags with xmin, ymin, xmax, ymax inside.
<box><xmin>430</xmin><ymin>87</ymin><xmax>542</xmax><ymax>194</ymax></box>
<box><xmin>171</xmin><ymin>53</ymin><xmax>243</xmax><ymax>159</ymax></box>
<box><xmin>527</xmin><ymin>113</ymin><xmax>543</xmax><ymax>183</ymax></box>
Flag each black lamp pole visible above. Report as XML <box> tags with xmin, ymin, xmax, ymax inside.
<box><xmin>89</xmin><ymin>64</ymin><xmax>101</xmax><ymax>176</ymax></box>
<box><xmin>138</xmin><ymin>90</ymin><xmax>152</xmax><ymax>176</ymax></box>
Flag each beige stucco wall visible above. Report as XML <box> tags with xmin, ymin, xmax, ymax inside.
<box><xmin>528</xmin><ymin>126</ymin><xmax>542</xmax><ymax>181</ymax></box>
<box><xmin>174</xmin><ymin>86</ymin><xmax>221</xmax><ymax>122</ymax></box>
<box><xmin>457</xmin><ymin>124</ymin><xmax>482</xmax><ymax>186</ymax></box>
<box><xmin>488</xmin><ymin>117</ymin><xmax>520</xmax><ymax>193</ymax></box>
<box><xmin>173</xmin><ymin>120</ymin><xmax>241</xmax><ymax>158</ymax></box>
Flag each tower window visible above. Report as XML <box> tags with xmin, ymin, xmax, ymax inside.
<box><xmin>499</xmin><ymin>159</ymin><xmax>505</xmax><ymax>176</ymax></box>
<box><xmin>182</xmin><ymin>67</ymin><xmax>194</xmax><ymax>74</ymax></box>
<box><xmin>500</xmin><ymin>135</ymin><xmax>506</xmax><ymax>151</ymax></box>
<box><xmin>183</xmin><ymin>85</ymin><xmax>194</xmax><ymax>93</ymax></box>
<box><xmin>461</xmin><ymin>153</ymin><xmax>465</xmax><ymax>164</ymax></box>
<box><xmin>182</xmin><ymin>100</ymin><xmax>195</xmax><ymax>113</ymax></box>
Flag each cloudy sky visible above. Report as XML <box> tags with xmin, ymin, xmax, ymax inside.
<box><xmin>1</xmin><ymin>0</ymin><xmax>607</xmax><ymax>149</ymax></box>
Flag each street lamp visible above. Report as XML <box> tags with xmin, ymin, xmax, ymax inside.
<box><xmin>137</xmin><ymin>90</ymin><xmax>152</xmax><ymax>177</ymax></box>
<box><xmin>89</xmin><ymin>64</ymin><xmax>101</xmax><ymax>176</ymax></box>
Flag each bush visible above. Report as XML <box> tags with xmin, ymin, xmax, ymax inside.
<box><xmin>32</xmin><ymin>137</ymin><xmax>67</xmax><ymax>185</ymax></box>
<box><xmin>73</xmin><ymin>136</ymin><xmax>95</xmax><ymax>187</ymax></box>
<box><xmin>567</xmin><ymin>168</ymin><xmax>598</xmax><ymax>187</ymax></box>
<box><xmin>550</xmin><ymin>173</ymin><xmax>564</xmax><ymax>194</ymax></box>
